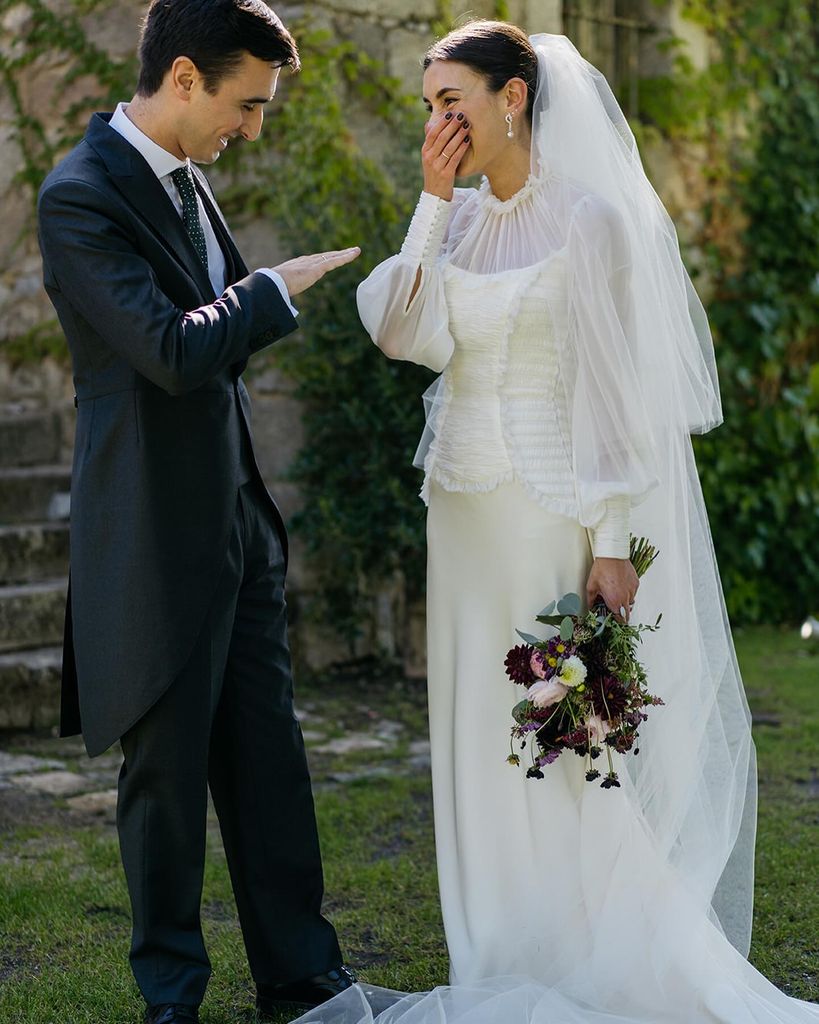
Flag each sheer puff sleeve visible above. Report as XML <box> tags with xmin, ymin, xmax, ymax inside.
<box><xmin>562</xmin><ymin>193</ymin><xmax>660</xmax><ymax>538</ymax></box>
<box><xmin>356</xmin><ymin>189</ymin><xmax>473</xmax><ymax>373</ymax></box>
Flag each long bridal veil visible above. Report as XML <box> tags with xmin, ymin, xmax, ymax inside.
<box><xmin>527</xmin><ymin>33</ymin><xmax>757</xmax><ymax>955</ymax></box>
<box><xmin>294</xmin><ymin>33</ymin><xmax>818</xmax><ymax>1024</ymax></box>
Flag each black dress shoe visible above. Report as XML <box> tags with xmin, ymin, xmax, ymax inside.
<box><xmin>256</xmin><ymin>965</ymin><xmax>357</xmax><ymax>1017</ymax></box>
<box><xmin>143</xmin><ymin>1005</ymin><xmax>199</xmax><ymax>1024</ymax></box>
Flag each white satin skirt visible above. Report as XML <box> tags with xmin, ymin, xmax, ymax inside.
<box><xmin>426</xmin><ymin>480</ymin><xmax>595</xmax><ymax>984</ymax></box>
<box><xmin>292</xmin><ymin>482</ymin><xmax>819</xmax><ymax>1023</ymax></box>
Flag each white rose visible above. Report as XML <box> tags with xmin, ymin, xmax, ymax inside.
<box><xmin>558</xmin><ymin>655</ymin><xmax>587</xmax><ymax>689</ymax></box>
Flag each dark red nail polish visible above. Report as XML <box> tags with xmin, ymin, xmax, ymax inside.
<box><xmin>464</xmin><ymin>135</ymin><xmax>470</xmax><ymax>144</ymax></box>
<box><xmin>456</xmin><ymin>112</ymin><xmax>464</xmax><ymax>121</ymax></box>
<box><xmin>445</xmin><ymin>112</ymin><xmax>453</xmax><ymax>120</ymax></box>
<box><xmin>463</xmin><ymin>121</ymin><xmax>470</xmax><ymax>129</ymax></box>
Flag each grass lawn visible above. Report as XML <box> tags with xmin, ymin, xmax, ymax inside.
<box><xmin>0</xmin><ymin>626</ymin><xmax>816</xmax><ymax>1022</ymax></box>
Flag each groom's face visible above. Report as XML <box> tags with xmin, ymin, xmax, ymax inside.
<box><xmin>175</xmin><ymin>53</ymin><xmax>281</xmax><ymax>164</ymax></box>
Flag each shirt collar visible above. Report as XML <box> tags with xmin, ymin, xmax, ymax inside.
<box><xmin>109</xmin><ymin>102</ymin><xmax>187</xmax><ymax>180</ymax></box>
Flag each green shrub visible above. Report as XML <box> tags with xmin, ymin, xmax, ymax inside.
<box><xmin>685</xmin><ymin>2</ymin><xmax>819</xmax><ymax>623</ymax></box>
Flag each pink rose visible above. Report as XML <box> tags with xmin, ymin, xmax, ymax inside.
<box><xmin>587</xmin><ymin>715</ymin><xmax>611</xmax><ymax>743</ymax></box>
<box><xmin>530</xmin><ymin>650</ymin><xmax>548</xmax><ymax>679</ymax></box>
<box><xmin>528</xmin><ymin>677</ymin><xmax>569</xmax><ymax>708</ymax></box>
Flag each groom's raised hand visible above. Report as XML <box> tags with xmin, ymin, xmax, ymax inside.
<box><xmin>273</xmin><ymin>247</ymin><xmax>361</xmax><ymax>297</ymax></box>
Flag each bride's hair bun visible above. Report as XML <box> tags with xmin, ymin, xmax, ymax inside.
<box><xmin>423</xmin><ymin>20</ymin><xmax>538</xmax><ymax>123</ymax></box>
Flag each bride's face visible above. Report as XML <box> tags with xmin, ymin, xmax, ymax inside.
<box><xmin>422</xmin><ymin>60</ymin><xmax>510</xmax><ymax>179</ymax></box>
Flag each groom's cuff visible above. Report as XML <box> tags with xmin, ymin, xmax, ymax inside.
<box><xmin>256</xmin><ymin>269</ymin><xmax>299</xmax><ymax>317</ymax></box>
<box><xmin>400</xmin><ymin>192</ymin><xmax>451</xmax><ymax>267</ymax></box>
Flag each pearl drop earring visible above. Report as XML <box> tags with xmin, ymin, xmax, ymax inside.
<box><xmin>505</xmin><ymin>113</ymin><xmax>514</xmax><ymax>138</ymax></box>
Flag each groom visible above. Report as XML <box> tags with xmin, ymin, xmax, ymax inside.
<box><xmin>36</xmin><ymin>1</ymin><xmax>359</xmax><ymax>1021</ymax></box>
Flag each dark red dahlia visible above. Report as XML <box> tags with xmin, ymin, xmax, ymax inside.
<box><xmin>504</xmin><ymin>644</ymin><xmax>535</xmax><ymax>685</ymax></box>
<box><xmin>606</xmin><ymin>731</ymin><xmax>635</xmax><ymax>754</ymax></box>
<box><xmin>589</xmin><ymin>675</ymin><xmax>629</xmax><ymax>720</ymax></box>
<box><xmin>558</xmin><ymin>727</ymin><xmax>589</xmax><ymax>751</ymax></box>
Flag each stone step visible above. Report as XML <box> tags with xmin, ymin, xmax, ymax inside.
<box><xmin>0</xmin><ymin>522</ymin><xmax>70</xmax><ymax>585</ymax></box>
<box><xmin>0</xmin><ymin>410</ymin><xmax>63</xmax><ymax>468</ymax></box>
<box><xmin>0</xmin><ymin>579</ymin><xmax>66</xmax><ymax>653</ymax></box>
<box><xmin>0</xmin><ymin>646</ymin><xmax>62</xmax><ymax>729</ymax></box>
<box><xmin>0</xmin><ymin>465</ymin><xmax>71</xmax><ymax>523</ymax></box>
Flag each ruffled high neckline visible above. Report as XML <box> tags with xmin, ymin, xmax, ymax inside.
<box><xmin>478</xmin><ymin>171</ymin><xmax>542</xmax><ymax>213</ymax></box>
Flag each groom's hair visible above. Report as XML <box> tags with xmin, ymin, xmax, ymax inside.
<box><xmin>136</xmin><ymin>0</ymin><xmax>300</xmax><ymax>97</ymax></box>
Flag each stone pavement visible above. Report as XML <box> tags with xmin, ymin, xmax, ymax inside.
<box><xmin>0</xmin><ymin>695</ymin><xmax>432</xmax><ymax>835</ymax></box>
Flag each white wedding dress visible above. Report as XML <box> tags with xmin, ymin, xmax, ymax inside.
<box><xmin>290</xmin><ymin>32</ymin><xmax>817</xmax><ymax>1024</ymax></box>
<box><xmin>288</xmin><ymin>171</ymin><xmax>819</xmax><ymax>1024</ymax></box>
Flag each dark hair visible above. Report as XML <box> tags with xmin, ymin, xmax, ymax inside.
<box><xmin>423</xmin><ymin>20</ymin><xmax>538</xmax><ymax>123</ymax></box>
<box><xmin>136</xmin><ymin>0</ymin><xmax>300</xmax><ymax>97</ymax></box>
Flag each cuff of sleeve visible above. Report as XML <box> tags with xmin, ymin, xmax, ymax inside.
<box><xmin>590</xmin><ymin>495</ymin><xmax>630</xmax><ymax>559</ymax></box>
<box><xmin>400</xmin><ymin>192</ymin><xmax>451</xmax><ymax>267</ymax></box>
<box><xmin>256</xmin><ymin>269</ymin><xmax>299</xmax><ymax>318</ymax></box>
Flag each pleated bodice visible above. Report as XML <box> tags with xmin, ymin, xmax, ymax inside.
<box><xmin>423</xmin><ymin>256</ymin><xmax>577</xmax><ymax>519</ymax></box>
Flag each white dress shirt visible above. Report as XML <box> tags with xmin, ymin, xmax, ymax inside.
<box><xmin>109</xmin><ymin>103</ymin><xmax>297</xmax><ymax>316</ymax></box>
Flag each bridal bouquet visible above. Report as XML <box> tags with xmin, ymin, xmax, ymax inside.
<box><xmin>504</xmin><ymin>537</ymin><xmax>664</xmax><ymax>789</ymax></box>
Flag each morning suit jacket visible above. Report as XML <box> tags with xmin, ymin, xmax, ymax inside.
<box><xmin>37</xmin><ymin>112</ymin><xmax>299</xmax><ymax>757</ymax></box>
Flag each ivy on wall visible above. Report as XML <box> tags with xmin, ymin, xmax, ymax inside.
<box><xmin>695</xmin><ymin>5</ymin><xmax>819</xmax><ymax>624</ymax></box>
<box><xmin>640</xmin><ymin>1</ymin><xmax>819</xmax><ymax>624</ymax></box>
<box><xmin>0</xmin><ymin>0</ymin><xmax>137</xmax><ymax>363</ymax></box>
<box><xmin>0</xmin><ymin>0</ymin><xmax>136</xmax><ymax>193</ymax></box>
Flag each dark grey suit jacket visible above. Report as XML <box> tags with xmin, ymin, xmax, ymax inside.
<box><xmin>37</xmin><ymin>112</ymin><xmax>299</xmax><ymax>757</ymax></box>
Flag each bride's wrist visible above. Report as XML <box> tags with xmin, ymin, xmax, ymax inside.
<box><xmin>401</xmin><ymin>191</ymin><xmax>451</xmax><ymax>266</ymax></box>
<box><xmin>422</xmin><ymin>181</ymin><xmax>454</xmax><ymax>202</ymax></box>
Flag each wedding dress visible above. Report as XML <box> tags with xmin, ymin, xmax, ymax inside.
<box><xmin>290</xmin><ymin>34</ymin><xmax>818</xmax><ymax>1024</ymax></box>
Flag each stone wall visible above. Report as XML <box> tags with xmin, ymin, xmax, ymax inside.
<box><xmin>0</xmin><ymin>0</ymin><xmax>708</xmax><ymax>681</ymax></box>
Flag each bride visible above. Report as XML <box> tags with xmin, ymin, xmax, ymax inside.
<box><xmin>295</xmin><ymin>21</ymin><xmax>818</xmax><ymax>1024</ymax></box>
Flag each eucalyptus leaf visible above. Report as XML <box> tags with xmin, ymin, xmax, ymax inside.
<box><xmin>515</xmin><ymin>630</ymin><xmax>542</xmax><ymax>646</ymax></box>
<box><xmin>535</xmin><ymin>615</ymin><xmax>564</xmax><ymax>626</ymax></box>
<box><xmin>538</xmin><ymin>601</ymin><xmax>556</xmax><ymax>616</ymax></box>
<box><xmin>560</xmin><ymin>616</ymin><xmax>574</xmax><ymax>641</ymax></box>
<box><xmin>556</xmin><ymin>593</ymin><xmax>582</xmax><ymax>616</ymax></box>
<box><xmin>512</xmin><ymin>699</ymin><xmax>531</xmax><ymax>724</ymax></box>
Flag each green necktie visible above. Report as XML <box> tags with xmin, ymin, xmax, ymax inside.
<box><xmin>170</xmin><ymin>165</ymin><xmax>209</xmax><ymax>270</ymax></box>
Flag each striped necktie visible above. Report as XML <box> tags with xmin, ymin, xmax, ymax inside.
<box><xmin>170</xmin><ymin>165</ymin><xmax>209</xmax><ymax>270</ymax></box>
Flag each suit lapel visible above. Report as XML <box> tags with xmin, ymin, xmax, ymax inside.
<box><xmin>84</xmin><ymin>113</ymin><xmax>215</xmax><ymax>302</ymax></box>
